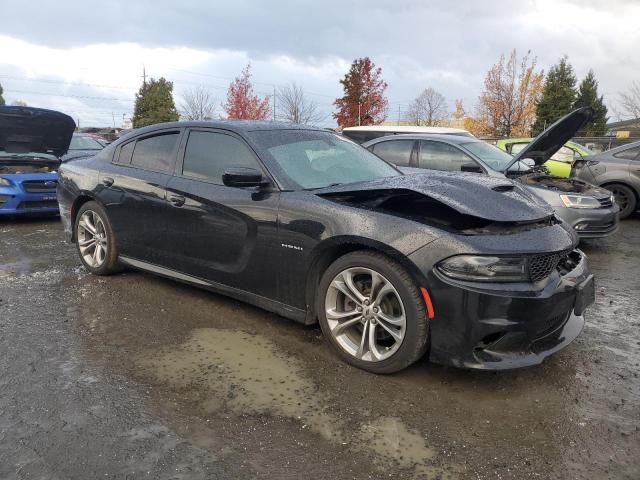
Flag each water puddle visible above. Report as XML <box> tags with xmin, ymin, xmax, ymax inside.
<box><xmin>356</xmin><ymin>417</ymin><xmax>435</xmax><ymax>469</ymax></box>
<box><xmin>138</xmin><ymin>328</ymin><xmax>443</xmax><ymax>476</ymax></box>
<box><xmin>138</xmin><ymin>328</ymin><xmax>341</xmax><ymax>441</ymax></box>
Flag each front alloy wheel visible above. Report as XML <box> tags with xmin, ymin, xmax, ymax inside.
<box><xmin>325</xmin><ymin>267</ymin><xmax>406</xmax><ymax>362</ymax></box>
<box><xmin>318</xmin><ymin>251</ymin><xmax>429</xmax><ymax>374</ymax></box>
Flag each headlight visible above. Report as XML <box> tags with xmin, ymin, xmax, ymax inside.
<box><xmin>559</xmin><ymin>194</ymin><xmax>600</xmax><ymax>209</ymax></box>
<box><xmin>438</xmin><ymin>255</ymin><xmax>528</xmax><ymax>282</ymax></box>
<box><xmin>0</xmin><ymin>177</ymin><xmax>11</xmax><ymax>186</ymax></box>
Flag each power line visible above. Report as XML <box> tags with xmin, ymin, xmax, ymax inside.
<box><xmin>4</xmin><ymin>89</ymin><xmax>134</xmax><ymax>102</ymax></box>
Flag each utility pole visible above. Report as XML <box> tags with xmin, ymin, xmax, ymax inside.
<box><xmin>112</xmin><ymin>112</ymin><xmax>116</xmax><ymax>128</ymax></box>
<box><xmin>273</xmin><ymin>86</ymin><xmax>276</xmax><ymax>122</ymax></box>
<box><xmin>142</xmin><ymin>65</ymin><xmax>147</xmax><ymax>87</ymax></box>
<box><xmin>398</xmin><ymin>104</ymin><xmax>401</xmax><ymax>125</ymax></box>
<box><xmin>358</xmin><ymin>103</ymin><xmax>361</xmax><ymax>126</ymax></box>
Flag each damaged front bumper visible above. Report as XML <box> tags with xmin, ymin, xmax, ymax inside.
<box><xmin>420</xmin><ymin>249</ymin><xmax>593</xmax><ymax>369</ymax></box>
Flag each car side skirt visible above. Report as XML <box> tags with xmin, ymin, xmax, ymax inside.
<box><xmin>118</xmin><ymin>256</ymin><xmax>309</xmax><ymax>324</ymax></box>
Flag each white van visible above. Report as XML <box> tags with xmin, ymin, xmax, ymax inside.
<box><xmin>342</xmin><ymin>125</ymin><xmax>474</xmax><ymax>144</ymax></box>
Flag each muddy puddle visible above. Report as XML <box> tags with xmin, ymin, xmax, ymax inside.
<box><xmin>138</xmin><ymin>327</ymin><xmax>449</xmax><ymax>477</ymax></box>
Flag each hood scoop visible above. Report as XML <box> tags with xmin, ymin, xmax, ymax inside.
<box><xmin>491</xmin><ymin>184</ymin><xmax>515</xmax><ymax>192</ymax></box>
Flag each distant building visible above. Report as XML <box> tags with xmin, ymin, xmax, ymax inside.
<box><xmin>606</xmin><ymin>118</ymin><xmax>640</xmax><ymax>138</ymax></box>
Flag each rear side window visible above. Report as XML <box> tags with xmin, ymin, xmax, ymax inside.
<box><xmin>613</xmin><ymin>146</ymin><xmax>640</xmax><ymax>160</ymax></box>
<box><xmin>130</xmin><ymin>132</ymin><xmax>179</xmax><ymax>173</ymax></box>
<box><xmin>182</xmin><ymin>131</ymin><xmax>260</xmax><ymax>184</ymax></box>
<box><xmin>371</xmin><ymin>140</ymin><xmax>414</xmax><ymax>167</ymax></box>
<box><xmin>419</xmin><ymin>141</ymin><xmax>473</xmax><ymax>171</ymax></box>
<box><xmin>117</xmin><ymin>140</ymin><xmax>135</xmax><ymax>164</ymax></box>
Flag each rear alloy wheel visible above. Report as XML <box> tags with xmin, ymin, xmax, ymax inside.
<box><xmin>318</xmin><ymin>251</ymin><xmax>429</xmax><ymax>374</ymax></box>
<box><xmin>75</xmin><ymin>201</ymin><xmax>120</xmax><ymax>275</ymax></box>
<box><xmin>607</xmin><ymin>184</ymin><xmax>636</xmax><ymax>219</ymax></box>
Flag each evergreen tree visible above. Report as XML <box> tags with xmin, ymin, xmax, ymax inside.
<box><xmin>532</xmin><ymin>56</ymin><xmax>576</xmax><ymax>135</ymax></box>
<box><xmin>574</xmin><ymin>70</ymin><xmax>608</xmax><ymax>135</ymax></box>
<box><xmin>132</xmin><ymin>77</ymin><xmax>179</xmax><ymax>128</ymax></box>
<box><xmin>0</xmin><ymin>82</ymin><xmax>5</xmax><ymax>106</ymax></box>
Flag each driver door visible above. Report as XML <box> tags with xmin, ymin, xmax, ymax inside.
<box><xmin>162</xmin><ymin>128</ymin><xmax>280</xmax><ymax>299</ymax></box>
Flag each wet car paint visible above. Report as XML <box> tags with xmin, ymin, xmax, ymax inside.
<box><xmin>57</xmin><ymin>121</ymin><xmax>593</xmax><ymax>369</ymax></box>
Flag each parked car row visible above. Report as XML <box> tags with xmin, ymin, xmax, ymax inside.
<box><xmin>0</xmin><ymin>107</ymin><xmax>104</xmax><ymax>216</ymax></box>
<box><xmin>0</xmin><ymin>105</ymin><xmax>617</xmax><ymax>374</ymax></box>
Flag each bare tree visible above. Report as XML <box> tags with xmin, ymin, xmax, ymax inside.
<box><xmin>617</xmin><ymin>80</ymin><xmax>640</xmax><ymax>119</ymax></box>
<box><xmin>277</xmin><ymin>82</ymin><xmax>324</xmax><ymax>124</ymax></box>
<box><xmin>407</xmin><ymin>88</ymin><xmax>448</xmax><ymax>126</ymax></box>
<box><xmin>180</xmin><ymin>86</ymin><xmax>216</xmax><ymax>121</ymax></box>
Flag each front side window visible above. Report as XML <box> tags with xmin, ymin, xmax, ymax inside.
<box><xmin>182</xmin><ymin>131</ymin><xmax>261</xmax><ymax>184</ymax></box>
<box><xmin>460</xmin><ymin>141</ymin><xmax>514</xmax><ymax>171</ymax></box>
<box><xmin>130</xmin><ymin>132</ymin><xmax>179</xmax><ymax>173</ymax></box>
<box><xmin>613</xmin><ymin>146</ymin><xmax>640</xmax><ymax>160</ymax></box>
<box><xmin>249</xmin><ymin>130</ymin><xmax>399</xmax><ymax>189</ymax></box>
<box><xmin>551</xmin><ymin>146</ymin><xmax>575</xmax><ymax>163</ymax></box>
<box><xmin>509</xmin><ymin>142</ymin><xmax>528</xmax><ymax>154</ymax></box>
<box><xmin>371</xmin><ymin>140</ymin><xmax>414</xmax><ymax>167</ymax></box>
<box><xmin>419</xmin><ymin>141</ymin><xmax>474</xmax><ymax>172</ymax></box>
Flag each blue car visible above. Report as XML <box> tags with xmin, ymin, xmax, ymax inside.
<box><xmin>0</xmin><ymin>106</ymin><xmax>76</xmax><ymax>216</ymax></box>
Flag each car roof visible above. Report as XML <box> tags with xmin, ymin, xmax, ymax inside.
<box><xmin>364</xmin><ymin>133</ymin><xmax>480</xmax><ymax>145</ymax></box>
<box><xmin>126</xmin><ymin>120</ymin><xmax>325</xmax><ymax>135</ymax></box>
<box><xmin>342</xmin><ymin>125</ymin><xmax>471</xmax><ymax>135</ymax></box>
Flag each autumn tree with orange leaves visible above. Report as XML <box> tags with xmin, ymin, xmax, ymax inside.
<box><xmin>223</xmin><ymin>64</ymin><xmax>271</xmax><ymax>120</ymax></box>
<box><xmin>333</xmin><ymin>57</ymin><xmax>388</xmax><ymax>128</ymax></box>
<box><xmin>476</xmin><ymin>50</ymin><xmax>544</xmax><ymax>137</ymax></box>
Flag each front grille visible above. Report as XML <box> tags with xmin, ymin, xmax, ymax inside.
<box><xmin>597</xmin><ymin>197</ymin><xmax>613</xmax><ymax>208</ymax></box>
<box><xmin>527</xmin><ymin>250</ymin><xmax>570</xmax><ymax>282</ymax></box>
<box><xmin>17</xmin><ymin>200</ymin><xmax>59</xmax><ymax>210</ymax></box>
<box><xmin>22</xmin><ymin>180</ymin><xmax>57</xmax><ymax>192</ymax></box>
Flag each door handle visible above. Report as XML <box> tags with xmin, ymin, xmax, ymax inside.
<box><xmin>102</xmin><ymin>176</ymin><xmax>114</xmax><ymax>187</ymax></box>
<box><xmin>168</xmin><ymin>194</ymin><xmax>185</xmax><ymax>207</ymax></box>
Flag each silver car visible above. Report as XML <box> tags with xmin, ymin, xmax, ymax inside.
<box><xmin>572</xmin><ymin>140</ymin><xmax>640</xmax><ymax>219</ymax></box>
<box><xmin>363</xmin><ymin>108</ymin><xmax>619</xmax><ymax>239</ymax></box>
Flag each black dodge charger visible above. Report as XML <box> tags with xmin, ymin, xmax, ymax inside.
<box><xmin>53</xmin><ymin>114</ymin><xmax>595</xmax><ymax>373</ymax></box>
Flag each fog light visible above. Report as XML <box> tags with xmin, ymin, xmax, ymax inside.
<box><xmin>0</xmin><ymin>194</ymin><xmax>11</xmax><ymax>205</ymax></box>
<box><xmin>574</xmin><ymin>222</ymin><xmax>588</xmax><ymax>231</ymax></box>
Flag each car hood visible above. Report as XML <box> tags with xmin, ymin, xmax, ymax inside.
<box><xmin>502</xmin><ymin>107</ymin><xmax>593</xmax><ymax>171</ymax></box>
<box><xmin>315</xmin><ymin>171</ymin><xmax>554</xmax><ymax>223</ymax></box>
<box><xmin>0</xmin><ymin>106</ymin><xmax>76</xmax><ymax>158</ymax></box>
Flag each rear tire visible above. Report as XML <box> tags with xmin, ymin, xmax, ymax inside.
<box><xmin>607</xmin><ymin>184</ymin><xmax>636</xmax><ymax>219</ymax></box>
<box><xmin>74</xmin><ymin>201</ymin><xmax>120</xmax><ymax>275</ymax></box>
<box><xmin>317</xmin><ymin>251</ymin><xmax>429</xmax><ymax>374</ymax></box>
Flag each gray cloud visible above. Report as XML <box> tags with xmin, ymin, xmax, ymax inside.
<box><xmin>2</xmin><ymin>0</ymin><xmax>638</xmax><ymax>126</ymax></box>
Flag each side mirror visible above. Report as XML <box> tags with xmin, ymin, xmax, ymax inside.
<box><xmin>222</xmin><ymin>167</ymin><xmax>268</xmax><ymax>187</ymax></box>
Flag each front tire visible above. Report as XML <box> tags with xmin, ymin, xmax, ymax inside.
<box><xmin>74</xmin><ymin>201</ymin><xmax>120</xmax><ymax>275</ymax></box>
<box><xmin>317</xmin><ymin>251</ymin><xmax>429</xmax><ymax>374</ymax></box>
<box><xmin>607</xmin><ymin>183</ymin><xmax>636</xmax><ymax>219</ymax></box>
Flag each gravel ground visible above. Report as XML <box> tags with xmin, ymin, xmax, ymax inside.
<box><xmin>0</xmin><ymin>215</ymin><xmax>638</xmax><ymax>479</ymax></box>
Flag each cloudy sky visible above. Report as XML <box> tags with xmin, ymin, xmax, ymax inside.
<box><xmin>1</xmin><ymin>0</ymin><xmax>638</xmax><ymax>127</ymax></box>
